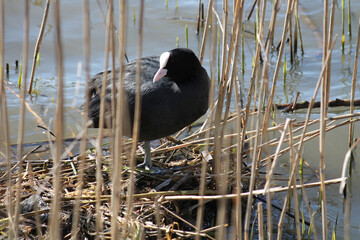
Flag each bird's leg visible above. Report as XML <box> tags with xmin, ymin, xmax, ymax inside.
<box><xmin>137</xmin><ymin>141</ymin><xmax>152</xmax><ymax>169</ymax></box>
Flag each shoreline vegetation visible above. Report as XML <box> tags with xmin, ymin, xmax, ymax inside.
<box><xmin>1</xmin><ymin>0</ymin><xmax>359</xmax><ymax>239</ymax></box>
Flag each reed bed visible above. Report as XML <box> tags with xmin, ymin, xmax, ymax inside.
<box><xmin>0</xmin><ymin>0</ymin><xmax>359</xmax><ymax>239</ymax></box>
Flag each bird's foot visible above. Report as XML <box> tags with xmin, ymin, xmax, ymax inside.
<box><xmin>136</xmin><ymin>162</ymin><xmax>152</xmax><ymax>170</ymax></box>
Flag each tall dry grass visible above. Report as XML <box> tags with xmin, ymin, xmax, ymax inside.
<box><xmin>1</xmin><ymin>0</ymin><xmax>360</xmax><ymax>239</ymax></box>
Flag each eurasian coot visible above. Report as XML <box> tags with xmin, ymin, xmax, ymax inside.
<box><xmin>88</xmin><ymin>48</ymin><xmax>210</xmax><ymax>169</ymax></box>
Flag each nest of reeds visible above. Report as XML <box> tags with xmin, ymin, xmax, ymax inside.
<box><xmin>0</xmin><ymin>127</ymin><xmax>250</xmax><ymax>239</ymax></box>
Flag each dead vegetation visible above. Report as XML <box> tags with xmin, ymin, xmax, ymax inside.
<box><xmin>1</xmin><ymin>0</ymin><xmax>360</xmax><ymax>239</ymax></box>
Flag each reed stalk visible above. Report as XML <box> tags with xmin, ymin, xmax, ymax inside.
<box><xmin>265</xmin><ymin>0</ymin><xmax>279</xmax><ymax>48</ymax></box>
<box><xmin>95</xmin><ymin>2</ymin><xmax>116</xmax><ymax>239</ymax></box>
<box><xmin>195</xmin><ymin>2</ymin><xmax>218</xmax><ymax>238</ymax></box>
<box><xmin>48</xmin><ymin>0</ymin><xmax>64</xmax><ymax>238</ymax></box>
<box><xmin>27</xmin><ymin>0</ymin><xmax>50</xmax><ymax>94</ymax></box>
<box><xmin>348</xmin><ymin>19</ymin><xmax>360</xmax><ymax>150</ymax></box>
<box><xmin>257</xmin><ymin>202</ymin><xmax>264</xmax><ymax>240</ymax></box>
<box><xmin>344</xmin><ymin>18</ymin><xmax>360</xmax><ymax>240</ymax></box>
<box><xmin>260</xmin><ymin>1</ymin><xmax>294</xmax><ymax>238</ymax></box>
<box><xmin>125</xmin><ymin>0</ymin><xmax>144</xmax><ymax>237</ymax></box>
<box><xmin>14</xmin><ymin>1</ymin><xmax>29</xmax><ymax>239</ymax></box>
<box><xmin>293</xmin><ymin>0</ymin><xmax>298</xmax><ymax>55</ymax></box>
<box><xmin>199</xmin><ymin>0</ymin><xmax>214</xmax><ymax>64</ymax></box>
<box><xmin>347</xmin><ymin>0</ymin><xmax>351</xmax><ymax>37</ymax></box>
<box><xmin>340</xmin><ymin>138</ymin><xmax>360</xmax><ymax>239</ymax></box>
<box><xmin>239</xmin><ymin>14</ymin><xmax>262</xmax><ymax>240</ymax></box>
<box><xmin>244</xmin><ymin>2</ymin><xmax>271</xmax><ymax>238</ymax></box>
<box><xmin>70</xmin><ymin>0</ymin><xmax>90</xmax><ymax>237</ymax></box>
<box><xmin>319</xmin><ymin>0</ymin><xmax>331</xmax><ymax>238</ymax></box>
<box><xmin>0</xmin><ymin>0</ymin><xmax>14</xmax><ymax>239</ymax></box>
<box><xmin>196</xmin><ymin>0</ymin><xmax>202</xmax><ymax>33</ymax></box>
<box><xmin>111</xmin><ymin>0</ymin><xmax>127</xmax><ymax>238</ymax></box>
<box><xmin>288</xmin><ymin>122</ymin><xmax>301</xmax><ymax>239</ymax></box>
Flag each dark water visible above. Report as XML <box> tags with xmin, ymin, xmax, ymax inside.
<box><xmin>2</xmin><ymin>0</ymin><xmax>360</xmax><ymax>238</ymax></box>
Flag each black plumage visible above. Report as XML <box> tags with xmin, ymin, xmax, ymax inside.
<box><xmin>88</xmin><ymin>48</ymin><xmax>210</xmax><ymax>168</ymax></box>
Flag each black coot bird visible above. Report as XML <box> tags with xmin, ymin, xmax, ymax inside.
<box><xmin>88</xmin><ymin>48</ymin><xmax>210</xmax><ymax>169</ymax></box>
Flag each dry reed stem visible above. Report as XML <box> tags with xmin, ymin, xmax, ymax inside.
<box><xmin>196</xmin><ymin>0</ymin><xmax>202</xmax><ymax>33</ymax></box>
<box><xmin>257</xmin><ymin>202</ymin><xmax>264</xmax><ymax>240</ymax></box>
<box><xmin>244</xmin><ymin>0</ymin><xmax>277</xmax><ymax>238</ymax></box>
<box><xmin>0</xmin><ymin>0</ymin><xmax>15</xmax><ymax>238</ymax></box>
<box><xmin>94</xmin><ymin>3</ymin><xmax>114</xmax><ymax>238</ymax></box>
<box><xmin>293</xmin><ymin>0</ymin><xmax>299</xmax><ymax>55</ymax></box>
<box><xmin>264</xmin><ymin>119</ymin><xmax>292</xmax><ymax>191</ymax></box>
<box><xmin>143</xmin><ymin>224</ymin><xmax>215</xmax><ymax>239</ymax></box>
<box><xmin>275</xmin><ymin>182</ymin><xmax>289</xmax><ymax>240</ymax></box>
<box><xmin>195</xmin><ymin>2</ymin><xmax>218</xmax><ymax>237</ymax></box>
<box><xmin>265</xmin><ymin>0</ymin><xmax>279</xmax><ymax>48</ymax></box>
<box><xmin>111</xmin><ymin>0</ymin><xmax>127</xmax><ymax>238</ymax></box>
<box><xmin>343</xmin><ymin>18</ymin><xmax>360</xmax><ymax>240</ymax></box>
<box><xmin>228</xmin><ymin>0</ymin><xmax>245</xmax><ymax>237</ymax></box>
<box><xmin>48</xmin><ymin>0</ymin><xmax>64</xmax><ymax>238</ymax></box>
<box><xmin>212</xmin><ymin>0</ymin><xmax>229</xmax><ymax>177</ymax></box>
<box><xmin>163</xmin><ymin>178</ymin><xmax>343</xmax><ymax>201</ymax></box>
<box><xmin>199</xmin><ymin>0</ymin><xmax>214</xmax><ymax>64</ymax></box>
<box><xmin>340</xmin><ymin>138</ymin><xmax>360</xmax><ymax>239</ymax></box>
<box><xmin>70</xmin><ymin>1</ymin><xmax>90</xmax><ymax>233</ymax></box>
<box><xmin>264</xmin><ymin>119</ymin><xmax>295</xmax><ymax>239</ymax></box>
<box><xmin>125</xmin><ymin>0</ymin><xmax>144</xmax><ymax>237</ymax></box>
<box><xmin>289</xmin><ymin>122</ymin><xmax>301</xmax><ymax>240</ymax></box>
<box><xmin>339</xmin><ymin>138</ymin><xmax>360</xmax><ymax>195</ymax></box>
<box><xmin>292</xmin><ymin>35</ymin><xmax>338</xmax><ymax>182</ymax></box>
<box><xmin>348</xmin><ymin>19</ymin><xmax>360</xmax><ymax>147</ymax></box>
<box><xmin>319</xmin><ymin>0</ymin><xmax>332</xmax><ymax>238</ymax></box>
<box><xmin>27</xmin><ymin>0</ymin><xmax>50</xmax><ymax>94</ymax></box>
<box><xmin>233</xmin><ymin>59</ymin><xmax>243</xmax><ymax>240</ymax></box>
<box><xmin>14</xmin><ymin>1</ymin><xmax>29</xmax><ymax>238</ymax></box>
<box><xmin>213</xmin><ymin>0</ymin><xmax>243</xmax><ymax>181</ymax></box>
<box><xmin>289</xmin><ymin>6</ymin><xmax>293</xmax><ymax>64</ymax></box>
<box><xmin>238</xmin><ymin>22</ymin><xmax>262</xmax><ymax>240</ymax></box>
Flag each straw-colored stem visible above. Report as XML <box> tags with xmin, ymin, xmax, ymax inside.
<box><xmin>289</xmin><ymin>8</ymin><xmax>293</xmax><ymax>64</ymax></box>
<box><xmin>70</xmin><ymin>0</ymin><xmax>91</xmax><ymax>238</ymax></box>
<box><xmin>293</xmin><ymin>0</ymin><xmax>298</xmax><ymax>55</ymax></box>
<box><xmin>238</xmin><ymin>11</ymin><xmax>262</xmax><ymax>239</ymax></box>
<box><xmin>0</xmin><ymin>0</ymin><xmax>14</xmax><ymax>238</ymax></box>
<box><xmin>288</xmin><ymin>123</ymin><xmax>301</xmax><ymax>240</ymax></box>
<box><xmin>344</xmin><ymin>18</ymin><xmax>360</xmax><ymax>240</ymax></box>
<box><xmin>265</xmin><ymin>0</ymin><xmax>279</xmax><ymax>48</ymax></box>
<box><xmin>196</xmin><ymin>0</ymin><xmax>202</xmax><ymax>33</ymax></box>
<box><xmin>264</xmin><ymin>119</ymin><xmax>292</xmax><ymax>191</ymax></box>
<box><xmin>27</xmin><ymin>0</ymin><xmax>50</xmax><ymax>94</ymax></box>
<box><xmin>340</xmin><ymin>138</ymin><xmax>360</xmax><ymax>239</ymax></box>
<box><xmin>212</xmin><ymin>0</ymin><xmax>229</xmax><ymax>178</ymax></box>
<box><xmin>319</xmin><ymin>0</ymin><xmax>330</xmax><ymax>238</ymax></box>
<box><xmin>244</xmin><ymin>0</ymin><xmax>270</xmax><ymax>236</ymax></box>
<box><xmin>348</xmin><ymin>19</ymin><xmax>360</xmax><ymax>147</ymax></box>
<box><xmin>125</xmin><ymin>0</ymin><xmax>144</xmax><ymax>237</ymax></box>
<box><xmin>48</xmin><ymin>0</ymin><xmax>64</xmax><ymax>238</ymax></box>
<box><xmin>164</xmin><ymin>178</ymin><xmax>343</xmax><ymax>201</ymax></box>
<box><xmin>215</xmin><ymin>132</ymin><xmax>230</xmax><ymax>240</ymax></box>
<box><xmin>257</xmin><ymin>202</ymin><xmax>264</xmax><ymax>240</ymax></box>
<box><xmin>199</xmin><ymin>0</ymin><xmax>214</xmax><ymax>64</ymax></box>
<box><xmin>14</xmin><ymin>1</ymin><xmax>29</xmax><ymax>238</ymax></box>
<box><xmin>111</xmin><ymin>0</ymin><xmax>127</xmax><ymax>238</ymax></box>
<box><xmin>195</xmin><ymin>3</ymin><xmax>217</xmax><ymax>238</ymax></box>
<box><xmin>233</xmin><ymin>74</ymin><xmax>243</xmax><ymax>239</ymax></box>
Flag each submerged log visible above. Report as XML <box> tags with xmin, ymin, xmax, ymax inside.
<box><xmin>276</xmin><ymin>98</ymin><xmax>360</xmax><ymax>113</ymax></box>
